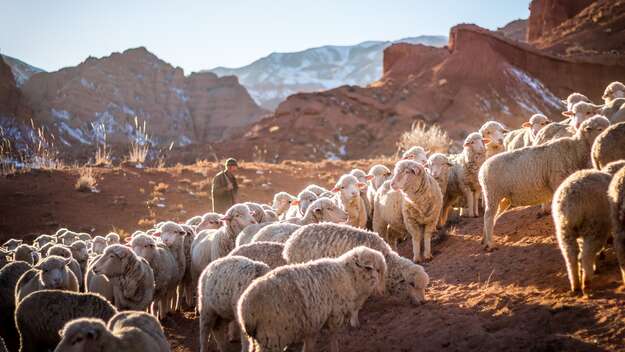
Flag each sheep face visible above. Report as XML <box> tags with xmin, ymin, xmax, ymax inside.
<box><xmin>563</xmin><ymin>102</ymin><xmax>603</xmax><ymax>129</ymax></box>
<box><xmin>70</xmin><ymin>241</ymin><xmax>89</xmax><ymax>262</ymax></box>
<box><xmin>105</xmin><ymin>233</ymin><xmax>120</xmax><ymax>246</ymax></box>
<box><xmin>245</xmin><ymin>203</ymin><xmax>266</xmax><ymax>223</ymax></box>
<box><xmin>479</xmin><ymin>121</ymin><xmax>508</xmax><ymax>147</ymax></box>
<box><xmin>603</xmin><ymin>81</ymin><xmax>625</xmax><ymax>103</ymax></box>
<box><xmin>577</xmin><ymin>115</ymin><xmax>610</xmax><ymax>142</ymax></box>
<box><xmin>47</xmin><ymin>245</ymin><xmax>72</xmax><ymax>259</ymax></box>
<box><xmin>344</xmin><ymin>246</ymin><xmax>387</xmax><ymax>296</ymax></box>
<box><xmin>159</xmin><ymin>221</ymin><xmax>187</xmax><ymax>247</ymax></box>
<box><xmin>0</xmin><ymin>249</ymin><xmax>10</xmax><ymax>266</ymax></box>
<box><xmin>523</xmin><ymin>114</ymin><xmax>551</xmax><ymax>138</ymax></box>
<box><xmin>56</xmin><ymin>319</ymin><xmax>107</xmax><ymax>352</ymax></box>
<box><xmin>130</xmin><ymin>235</ymin><xmax>157</xmax><ymax>262</ymax></box>
<box><xmin>427</xmin><ymin>153</ymin><xmax>452</xmax><ymax>179</ymax></box>
<box><xmin>332</xmin><ymin>174</ymin><xmax>364</xmax><ymax>202</ymax></box>
<box><xmin>197</xmin><ymin>213</ymin><xmax>223</xmax><ymax>231</ymax></box>
<box><xmin>272</xmin><ymin>192</ymin><xmax>295</xmax><ymax>216</ymax></box>
<box><xmin>562</xmin><ymin>92</ymin><xmax>591</xmax><ymax>111</ymax></box>
<box><xmin>77</xmin><ymin>233</ymin><xmax>92</xmax><ymax>242</ymax></box>
<box><xmin>402</xmin><ymin>146</ymin><xmax>428</xmax><ymax>165</ymax></box>
<box><xmin>390</xmin><ymin>160</ymin><xmax>426</xmax><ymax>191</ymax></box>
<box><xmin>92</xmin><ymin>245</ymin><xmax>134</xmax><ymax>278</ymax></box>
<box><xmin>34</xmin><ymin>235</ymin><xmax>55</xmax><ymax>249</ymax></box>
<box><xmin>59</xmin><ymin>232</ymin><xmax>79</xmax><ymax>246</ymax></box>
<box><xmin>223</xmin><ymin>204</ymin><xmax>257</xmax><ymax>234</ymax></box>
<box><xmin>463</xmin><ymin>132</ymin><xmax>487</xmax><ymax>155</ymax></box>
<box><xmin>367</xmin><ymin>164</ymin><xmax>392</xmax><ymax>190</ymax></box>
<box><xmin>296</xmin><ymin>190</ymin><xmax>318</xmax><ymax>215</ymax></box>
<box><xmin>4</xmin><ymin>238</ymin><xmax>23</xmax><ymax>251</ymax></box>
<box><xmin>263</xmin><ymin>210</ymin><xmax>279</xmax><ymax>222</ymax></box>
<box><xmin>92</xmin><ymin>237</ymin><xmax>107</xmax><ymax>254</ymax></box>
<box><xmin>308</xmin><ymin>198</ymin><xmax>349</xmax><ymax>223</ymax></box>
<box><xmin>35</xmin><ymin>255</ymin><xmax>72</xmax><ymax>289</ymax></box>
<box><xmin>15</xmin><ymin>244</ymin><xmax>38</xmax><ymax>263</ymax></box>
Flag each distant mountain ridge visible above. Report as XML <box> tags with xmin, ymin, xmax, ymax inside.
<box><xmin>0</xmin><ymin>54</ymin><xmax>45</xmax><ymax>87</ymax></box>
<box><xmin>208</xmin><ymin>35</ymin><xmax>448</xmax><ymax>110</ymax></box>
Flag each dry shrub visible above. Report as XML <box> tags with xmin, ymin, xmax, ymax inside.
<box><xmin>93</xmin><ymin>123</ymin><xmax>112</xmax><ymax>166</ymax></box>
<box><xmin>75</xmin><ymin>167</ymin><xmax>96</xmax><ymax>192</ymax></box>
<box><xmin>398</xmin><ymin>121</ymin><xmax>452</xmax><ymax>155</ymax></box>
<box><xmin>128</xmin><ymin>116</ymin><xmax>149</xmax><ymax>165</ymax></box>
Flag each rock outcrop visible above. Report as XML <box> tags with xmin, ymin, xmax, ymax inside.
<box><xmin>527</xmin><ymin>0</ymin><xmax>595</xmax><ymax>41</ymax></box>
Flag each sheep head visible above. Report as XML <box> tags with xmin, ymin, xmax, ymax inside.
<box><xmin>56</xmin><ymin>318</ymin><xmax>107</xmax><ymax>352</ymax></box>
<box><xmin>390</xmin><ymin>160</ymin><xmax>426</xmax><ymax>192</ymax></box>
<box><xmin>34</xmin><ymin>255</ymin><xmax>72</xmax><ymax>289</ymax></box>
<box><xmin>92</xmin><ymin>244</ymin><xmax>134</xmax><ymax>278</ymax></box>
<box><xmin>479</xmin><ymin>121</ymin><xmax>509</xmax><ymax>147</ymax></box>
<box><xmin>401</xmin><ymin>146</ymin><xmax>428</xmax><ymax>165</ymax></box>
<box><xmin>332</xmin><ymin>174</ymin><xmax>364</xmax><ymax>202</ymax></box>
<box><xmin>427</xmin><ymin>153</ymin><xmax>452</xmax><ymax>179</ymax></box>
<box><xmin>157</xmin><ymin>221</ymin><xmax>186</xmax><ymax>247</ymax></box>
<box><xmin>307</xmin><ymin>198</ymin><xmax>348</xmax><ymax>224</ymax></box>
<box><xmin>522</xmin><ymin>114</ymin><xmax>551</xmax><ymax>138</ymax></box>
<box><xmin>367</xmin><ymin>164</ymin><xmax>392</xmax><ymax>190</ymax></box>
<box><xmin>344</xmin><ymin>246</ymin><xmax>387</xmax><ymax>297</ymax></box>
<box><xmin>222</xmin><ymin>204</ymin><xmax>257</xmax><ymax>235</ymax></box>
<box><xmin>563</xmin><ymin>101</ymin><xmax>603</xmax><ymax>129</ymax></box>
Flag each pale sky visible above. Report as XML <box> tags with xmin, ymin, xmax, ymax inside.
<box><xmin>0</xmin><ymin>0</ymin><xmax>529</xmax><ymax>73</ymax></box>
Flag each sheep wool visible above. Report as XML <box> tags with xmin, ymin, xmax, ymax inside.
<box><xmin>592</xmin><ymin>122</ymin><xmax>625</xmax><ymax>170</ymax></box>
<box><xmin>229</xmin><ymin>242</ymin><xmax>287</xmax><ymax>269</ymax></box>
<box><xmin>608</xmin><ymin>167</ymin><xmax>625</xmax><ymax>286</ymax></box>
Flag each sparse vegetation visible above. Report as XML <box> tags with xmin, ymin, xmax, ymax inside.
<box><xmin>75</xmin><ymin>167</ymin><xmax>96</xmax><ymax>192</ymax></box>
<box><xmin>93</xmin><ymin>123</ymin><xmax>112</xmax><ymax>166</ymax></box>
<box><xmin>398</xmin><ymin>121</ymin><xmax>453</xmax><ymax>155</ymax></box>
<box><xmin>127</xmin><ymin>116</ymin><xmax>150</xmax><ymax>166</ymax></box>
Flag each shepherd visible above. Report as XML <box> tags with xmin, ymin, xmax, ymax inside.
<box><xmin>211</xmin><ymin>158</ymin><xmax>239</xmax><ymax>213</ymax></box>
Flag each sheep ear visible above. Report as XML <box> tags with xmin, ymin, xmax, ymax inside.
<box><xmin>365</xmin><ymin>175</ymin><xmax>374</xmax><ymax>181</ymax></box>
<box><xmin>124</xmin><ymin>237</ymin><xmax>131</xmax><ymax>243</ymax></box>
<box><xmin>522</xmin><ymin>122</ymin><xmax>531</xmax><ymax>128</ymax></box>
<box><xmin>447</xmin><ymin>161</ymin><xmax>454</xmax><ymax>167</ymax></box>
<box><xmin>152</xmin><ymin>232</ymin><xmax>161</xmax><ymax>237</ymax></box>
<box><xmin>220</xmin><ymin>216</ymin><xmax>232</xmax><ymax>223</ymax></box>
<box><xmin>357</xmin><ymin>182</ymin><xmax>367</xmax><ymax>189</ymax></box>
<box><xmin>562</xmin><ymin>111</ymin><xmax>574</xmax><ymax>117</ymax></box>
<box><xmin>58</xmin><ymin>329</ymin><xmax>64</xmax><ymax>337</ymax></box>
<box><xmin>64</xmin><ymin>257</ymin><xmax>72</xmax><ymax>266</ymax></box>
<box><xmin>331</xmin><ymin>187</ymin><xmax>340</xmax><ymax>193</ymax></box>
<box><xmin>291</xmin><ymin>199</ymin><xmax>300</xmax><ymax>206</ymax></box>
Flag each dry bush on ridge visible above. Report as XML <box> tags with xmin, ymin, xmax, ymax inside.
<box><xmin>75</xmin><ymin>167</ymin><xmax>97</xmax><ymax>192</ymax></box>
<box><xmin>398</xmin><ymin>121</ymin><xmax>453</xmax><ymax>155</ymax></box>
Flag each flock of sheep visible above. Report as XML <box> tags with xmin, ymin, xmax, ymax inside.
<box><xmin>0</xmin><ymin>81</ymin><xmax>624</xmax><ymax>352</ymax></box>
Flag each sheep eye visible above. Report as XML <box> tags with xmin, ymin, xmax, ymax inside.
<box><xmin>365</xmin><ymin>266</ymin><xmax>373</xmax><ymax>271</ymax></box>
<box><xmin>398</xmin><ymin>279</ymin><xmax>405</xmax><ymax>284</ymax></box>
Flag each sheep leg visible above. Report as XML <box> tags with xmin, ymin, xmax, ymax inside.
<box><xmin>581</xmin><ymin>236</ymin><xmax>605</xmax><ymax>296</ymax></box>
<box><xmin>482</xmin><ymin>198</ymin><xmax>498</xmax><ymax>250</ymax></box>
<box><xmin>423</xmin><ymin>223</ymin><xmax>435</xmax><ymax>261</ymax></box>
<box><xmin>461</xmin><ymin>187</ymin><xmax>475</xmax><ymax>217</ymax></box>
<box><xmin>405</xmin><ymin>220</ymin><xmax>424</xmax><ymax>262</ymax></box>
<box><xmin>212</xmin><ymin>318</ymin><xmax>231</xmax><ymax>352</ymax></box>
<box><xmin>184</xmin><ymin>281</ymin><xmax>195</xmax><ymax>307</ymax></box>
<box><xmin>615</xmin><ymin>231</ymin><xmax>625</xmax><ymax>286</ymax></box>
<box><xmin>328</xmin><ymin>333</ymin><xmax>339</xmax><ymax>352</ymax></box>
<box><xmin>559</xmin><ymin>236</ymin><xmax>581</xmax><ymax>294</ymax></box>
<box><xmin>350</xmin><ymin>309</ymin><xmax>360</xmax><ymax>328</ymax></box>
<box><xmin>199</xmin><ymin>307</ymin><xmax>217</xmax><ymax>352</ymax></box>
<box><xmin>473</xmin><ymin>191</ymin><xmax>481</xmax><ymax>217</ymax></box>
<box><xmin>439</xmin><ymin>204</ymin><xmax>451</xmax><ymax>226</ymax></box>
<box><xmin>158</xmin><ymin>297</ymin><xmax>167</xmax><ymax>320</ymax></box>
<box><xmin>302</xmin><ymin>336</ymin><xmax>317</xmax><ymax>352</ymax></box>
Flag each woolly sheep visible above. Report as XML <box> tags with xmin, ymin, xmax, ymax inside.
<box><xmin>46</xmin><ymin>244</ymin><xmax>84</xmax><ymax>291</ymax></box>
<box><xmin>179</xmin><ymin>224</ymin><xmax>196</xmax><ymax>308</ymax></box>
<box><xmin>480</xmin><ymin>115</ymin><xmax>610</xmax><ymax>250</ymax></box>
<box><xmin>0</xmin><ymin>261</ymin><xmax>31</xmax><ymax>352</ymax></box>
<box><xmin>479</xmin><ymin>120</ymin><xmax>508</xmax><ymax>158</ymax></box>
<box><xmin>562</xmin><ymin>92</ymin><xmax>591</xmax><ymax>111</ymax></box>
<box><xmin>229</xmin><ymin>242</ymin><xmax>287</xmax><ymax>269</ymax></box>
<box><xmin>33</xmin><ymin>234</ymin><xmax>56</xmax><ymax>249</ymax></box>
<box><xmin>15</xmin><ymin>290</ymin><xmax>116</xmax><ymax>352</ymax></box>
<box><xmin>191</xmin><ymin>204</ymin><xmax>257</xmax><ymax>293</ymax></box>
<box><xmin>92</xmin><ymin>236</ymin><xmax>107</xmax><ymax>255</ymax></box>
<box><xmin>238</xmin><ymin>246</ymin><xmax>386</xmax><ymax>352</ymax></box>
<box><xmin>553</xmin><ymin>169</ymin><xmax>615</xmax><ymax>295</ymax></box>
<box><xmin>608</xmin><ymin>167</ymin><xmax>625</xmax><ymax>286</ymax></box>
<box><xmin>196</xmin><ymin>212</ymin><xmax>224</xmax><ymax>232</ymax></box>
<box><xmin>284</xmin><ymin>197</ymin><xmax>348</xmax><ymax>226</ymax></box>
<box><xmin>249</xmin><ymin>223</ymin><xmax>303</xmax><ymax>244</ymax></box>
<box><xmin>600</xmin><ymin>97</ymin><xmax>625</xmax><ymax>124</ymax></box>
<box><xmin>198</xmin><ymin>256</ymin><xmax>270</xmax><ymax>352</ymax></box>
<box><xmin>427</xmin><ymin>153</ymin><xmax>453</xmax><ymax>199</ymax></box>
<box><xmin>3</xmin><ymin>239</ymin><xmax>22</xmax><ymax>251</ymax></box>
<box><xmin>592</xmin><ymin>122</ymin><xmax>625</xmax><ymax>170</ymax></box>
<box><xmin>366</xmin><ymin>164</ymin><xmax>392</xmax><ymax>208</ymax></box>
<box><xmin>372</xmin><ymin>178</ymin><xmax>407</xmax><ymax>250</ymax></box>
<box><xmin>390</xmin><ymin>160</ymin><xmax>443</xmax><ymax>262</ymax></box>
<box><xmin>15</xmin><ymin>255</ymin><xmax>79</xmax><ymax>303</ymax></box>
<box><xmin>603</xmin><ymin>160</ymin><xmax>625</xmax><ymax>175</ymax></box>
<box><xmin>533</xmin><ymin>102</ymin><xmax>603</xmax><ymax>145</ymax></box>
<box><xmin>350</xmin><ymin>169</ymin><xmax>373</xmax><ymax>224</ymax></box>
<box><xmin>284</xmin><ymin>190</ymin><xmax>317</xmax><ymax>219</ymax></box>
<box><xmin>186</xmin><ymin>215</ymin><xmax>203</xmax><ymax>227</ymax></box>
<box><xmin>271</xmin><ymin>192</ymin><xmax>296</xmax><ymax>219</ymax></box>
<box><xmin>236</xmin><ymin>222</ymin><xmax>273</xmax><ymax>247</ymax></box>
<box><xmin>401</xmin><ymin>146</ymin><xmax>428</xmax><ymax>165</ymax></box>
<box><xmin>504</xmin><ymin>114</ymin><xmax>552</xmax><ymax>151</ymax></box>
<box><xmin>55</xmin><ymin>311</ymin><xmax>170</xmax><ymax>352</ymax></box>
<box><xmin>85</xmin><ymin>254</ymin><xmax>114</xmax><ymax>304</ymax></box>
<box><xmin>13</xmin><ymin>245</ymin><xmax>39</xmax><ymax>265</ymax></box>
<box><xmin>92</xmin><ymin>245</ymin><xmax>155</xmax><ymax>311</ymax></box>
<box><xmin>157</xmin><ymin>221</ymin><xmax>187</xmax><ymax>313</ymax></box>
<box><xmin>331</xmin><ymin>174</ymin><xmax>367</xmax><ymax>228</ymax></box>
<box><xmin>77</xmin><ymin>233</ymin><xmax>92</xmax><ymax>242</ymax></box>
<box><xmin>105</xmin><ymin>233</ymin><xmax>121</xmax><ymax>246</ymax></box>
<box><xmin>130</xmin><ymin>234</ymin><xmax>177</xmax><ymax>320</ymax></box>
<box><xmin>58</xmin><ymin>231</ymin><xmax>79</xmax><ymax>246</ymax></box>
<box><xmin>0</xmin><ymin>249</ymin><xmax>11</xmax><ymax>269</ymax></box>
<box><xmin>602</xmin><ymin>81</ymin><xmax>625</xmax><ymax>104</ymax></box>
<box><xmin>244</xmin><ymin>202</ymin><xmax>266</xmax><ymax>224</ymax></box>
<box><xmin>70</xmin><ymin>241</ymin><xmax>90</xmax><ymax>282</ymax></box>
<box><xmin>284</xmin><ymin>223</ymin><xmax>430</xmax><ymax>306</ymax></box>
<box><xmin>303</xmin><ymin>184</ymin><xmax>329</xmax><ymax>197</ymax></box>
<box><xmin>441</xmin><ymin>132</ymin><xmax>487</xmax><ymax>224</ymax></box>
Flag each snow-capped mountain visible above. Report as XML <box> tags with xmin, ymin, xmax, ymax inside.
<box><xmin>208</xmin><ymin>36</ymin><xmax>448</xmax><ymax>110</ymax></box>
<box><xmin>1</xmin><ymin>54</ymin><xmax>45</xmax><ymax>87</ymax></box>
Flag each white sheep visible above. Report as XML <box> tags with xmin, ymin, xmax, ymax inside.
<box><xmin>91</xmin><ymin>236</ymin><xmax>107</xmax><ymax>255</ymax></box>
<box><xmin>366</xmin><ymin>164</ymin><xmax>392</xmax><ymax>217</ymax></box>
<box><xmin>58</xmin><ymin>231</ymin><xmax>79</xmax><ymax>246</ymax></box>
<box><xmin>372</xmin><ymin>179</ymin><xmax>406</xmax><ymax>250</ymax></box>
<box><xmin>236</xmin><ymin>222</ymin><xmax>273</xmax><ymax>247</ymax></box>
<box><xmin>608</xmin><ymin>166</ymin><xmax>625</xmax><ymax>286</ymax></box>
<box><xmin>401</xmin><ymin>146</ymin><xmax>428</xmax><ymax>165</ymax></box>
<box><xmin>303</xmin><ymin>184</ymin><xmax>329</xmax><ymax>197</ymax></box>
<box><xmin>350</xmin><ymin>169</ymin><xmax>373</xmax><ymax>224</ymax></box>
<box><xmin>105</xmin><ymin>233</ymin><xmax>121</xmax><ymax>246</ymax></box>
<box><xmin>479</xmin><ymin>121</ymin><xmax>508</xmax><ymax>158</ymax></box>
<box><xmin>0</xmin><ymin>261</ymin><xmax>31</xmax><ymax>351</ymax></box>
<box><xmin>533</xmin><ymin>102</ymin><xmax>603</xmax><ymax>145</ymax></box>
<box><xmin>69</xmin><ymin>241</ymin><xmax>89</xmax><ymax>283</ymax></box>
<box><xmin>602</xmin><ymin>81</ymin><xmax>625</xmax><ymax>104</ymax></box>
<box><xmin>3</xmin><ymin>239</ymin><xmax>22</xmax><ymax>251</ymax></box>
<box><xmin>331</xmin><ymin>174</ymin><xmax>367</xmax><ymax>228</ymax></box>
<box><xmin>13</xmin><ymin>244</ymin><xmax>39</xmax><ymax>265</ymax></box>
<box><xmin>562</xmin><ymin>92</ymin><xmax>591</xmax><ymax>111</ymax></box>
<box><xmin>55</xmin><ymin>311</ymin><xmax>170</xmax><ymax>352</ymax></box>
<box><xmin>504</xmin><ymin>114</ymin><xmax>552</xmax><ymax>151</ymax></box>
<box><xmin>283</xmin><ymin>197</ymin><xmax>348</xmax><ymax>226</ymax></box>
<box><xmin>46</xmin><ymin>244</ymin><xmax>84</xmax><ymax>290</ymax></box>
<box><xmin>284</xmin><ymin>190</ymin><xmax>317</xmax><ymax>219</ymax></box>
<box><xmin>480</xmin><ymin>115</ymin><xmax>610</xmax><ymax>250</ymax></box>
<box><xmin>198</xmin><ymin>256</ymin><xmax>270</xmax><ymax>352</ymax></box>
<box><xmin>85</xmin><ymin>254</ymin><xmax>115</xmax><ymax>303</ymax></box>
<box><xmin>427</xmin><ymin>153</ymin><xmax>453</xmax><ymax>200</ymax></box>
<box><xmin>91</xmin><ymin>244</ymin><xmax>155</xmax><ymax>311</ymax></box>
<box><xmin>592</xmin><ymin>122</ymin><xmax>625</xmax><ymax>170</ymax></box>
<box><xmin>15</xmin><ymin>255</ymin><xmax>79</xmax><ymax>303</ymax></box>
<box><xmin>250</xmin><ymin>223</ymin><xmax>302</xmax><ymax>244</ymax></box>
<box><xmin>238</xmin><ymin>246</ymin><xmax>386</xmax><ymax>352</ymax></box>
<box><xmin>229</xmin><ymin>242</ymin><xmax>287</xmax><ymax>269</ymax></box>
<box><xmin>33</xmin><ymin>234</ymin><xmax>56</xmax><ymax>249</ymax></box>
<box><xmin>157</xmin><ymin>221</ymin><xmax>187</xmax><ymax>312</ymax></box>
<box><xmin>271</xmin><ymin>192</ymin><xmax>296</xmax><ymax>220</ymax></box>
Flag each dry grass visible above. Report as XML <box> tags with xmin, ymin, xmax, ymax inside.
<box><xmin>128</xmin><ymin>116</ymin><xmax>149</xmax><ymax>165</ymax></box>
<box><xmin>93</xmin><ymin>124</ymin><xmax>112</xmax><ymax>166</ymax></box>
<box><xmin>398</xmin><ymin>121</ymin><xmax>453</xmax><ymax>155</ymax></box>
<box><xmin>75</xmin><ymin>167</ymin><xmax>96</xmax><ymax>192</ymax></box>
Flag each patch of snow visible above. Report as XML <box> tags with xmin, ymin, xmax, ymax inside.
<box><xmin>170</xmin><ymin>87</ymin><xmax>189</xmax><ymax>102</ymax></box>
<box><xmin>508</xmin><ymin>67</ymin><xmax>562</xmax><ymax>110</ymax></box>
<box><xmin>122</xmin><ymin>105</ymin><xmax>135</xmax><ymax>116</ymax></box>
<box><xmin>51</xmin><ymin>109</ymin><xmax>71</xmax><ymax>121</ymax></box>
<box><xmin>80</xmin><ymin>78</ymin><xmax>95</xmax><ymax>90</ymax></box>
<box><xmin>59</xmin><ymin>122</ymin><xmax>91</xmax><ymax>145</ymax></box>
<box><xmin>178</xmin><ymin>135</ymin><xmax>192</xmax><ymax>146</ymax></box>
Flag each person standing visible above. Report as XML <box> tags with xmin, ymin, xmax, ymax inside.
<box><xmin>211</xmin><ymin>158</ymin><xmax>239</xmax><ymax>213</ymax></box>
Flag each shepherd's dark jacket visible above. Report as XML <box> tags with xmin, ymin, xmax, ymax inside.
<box><xmin>211</xmin><ymin>169</ymin><xmax>238</xmax><ymax>213</ymax></box>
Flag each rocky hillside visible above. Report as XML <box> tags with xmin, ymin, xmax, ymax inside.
<box><xmin>496</xmin><ymin>19</ymin><xmax>528</xmax><ymax>42</ymax></box>
<box><xmin>0</xmin><ymin>54</ymin><xmax>45</xmax><ymax>87</ymax></box>
<box><xmin>209</xmin><ymin>36</ymin><xmax>447</xmax><ymax>110</ymax></box>
<box><xmin>17</xmin><ymin>47</ymin><xmax>267</xmax><ymax>148</ymax></box>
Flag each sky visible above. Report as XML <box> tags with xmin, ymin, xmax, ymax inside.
<box><xmin>0</xmin><ymin>0</ymin><xmax>529</xmax><ymax>73</ymax></box>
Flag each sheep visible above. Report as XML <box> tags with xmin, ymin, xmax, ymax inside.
<box><xmin>179</xmin><ymin>224</ymin><xmax>196</xmax><ymax>308</ymax></box>
<box><xmin>229</xmin><ymin>242</ymin><xmax>287</xmax><ymax>269</ymax></box>
<box><xmin>303</xmin><ymin>184</ymin><xmax>329</xmax><ymax>197</ymax></box>
<box><xmin>157</xmin><ymin>221</ymin><xmax>188</xmax><ymax>313</ymax></box>
<box><xmin>236</xmin><ymin>222</ymin><xmax>274</xmax><ymax>247</ymax></box>
<box><xmin>244</xmin><ymin>202</ymin><xmax>267</xmax><ymax>224</ymax></box>
<box><xmin>55</xmin><ymin>311</ymin><xmax>170</xmax><ymax>352</ymax></box>
<box><xmin>70</xmin><ymin>241</ymin><xmax>90</xmax><ymax>282</ymax></box>
<box><xmin>271</xmin><ymin>192</ymin><xmax>296</xmax><ymax>220</ymax></box>
<box><xmin>603</xmin><ymin>160</ymin><xmax>625</xmax><ymax>175</ymax></box>
<box><xmin>283</xmin><ymin>223</ymin><xmax>430</xmax><ymax>306</ymax></box>
<box><xmin>13</xmin><ymin>244</ymin><xmax>39</xmax><ymax>265</ymax></box>
<box><xmin>441</xmin><ymin>132</ymin><xmax>487</xmax><ymax>224</ymax></box>
<box><xmin>191</xmin><ymin>204</ymin><xmax>257</xmax><ymax>294</ymax></box>
<box><xmin>504</xmin><ymin>114</ymin><xmax>552</xmax><ymax>151</ymax></box>
<box><xmin>198</xmin><ymin>256</ymin><xmax>270</xmax><ymax>352</ymax></box>
<box><xmin>600</xmin><ymin>97</ymin><xmax>625</xmax><ymax>124</ymax></box>
<box><xmin>77</xmin><ymin>233</ymin><xmax>92</xmax><ymax>242</ymax></box>
<box><xmin>366</xmin><ymin>164</ymin><xmax>392</xmax><ymax>207</ymax></box>
<box><xmin>58</xmin><ymin>231</ymin><xmax>80</xmax><ymax>246</ymax></box>
<box><xmin>92</xmin><ymin>236</ymin><xmax>107</xmax><ymax>255</ymax></box>
<box><xmin>401</xmin><ymin>146</ymin><xmax>428</xmax><ymax>165</ymax></box>
<box><xmin>186</xmin><ymin>215</ymin><xmax>203</xmax><ymax>227</ymax></box>
<box><xmin>480</xmin><ymin>115</ymin><xmax>611</xmax><ymax>250</ymax></box>
<box><xmin>331</xmin><ymin>174</ymin><xmax>368</xmax><ymax>228</ymax></box>
<box><xmin>196</xmin><ymin>212</ymin><xmax>224</xmax><ymax>232</ymax></box>
<box><xmin>130</xmin><ymin>234</ymin><xmax>177</xmax><ymax>320</ymax></box>
<box><xmin>372</xmin><ymin>179</ymin><xmax>406</xmax><ymax>250</ymax></box>
<box><xmin>85</xmin><ymin>254</ymin><xmax>114</xmax><ymax>304</ymax></box>
<box><xmin>562</xmin><ymin>92</ymin><xmax>591</xmax><ymax>111</ymax></box>
<box><xmin>350</xmin><ymin>168</ymin><xmax>373</xmax><ymax>224</ymax></box>
<box><xmin>15</xmin><ymin>290</ymin><xmax>117</xmax><ymax>352</ymax></box>
<box><xmin>592</xmin><ymin>122</ymin><xmax>625</xmax><ymax>170</ymax></box>
<box><xmin>105</xmin><ymin>233</ymin><xmax>121</xmax><ymax>246</ymax></box>
<box><xmin>0</xmin><ymin>261</ymin><xmax>31</xmax><ymax>352</ymax></box>
<box><xmin>46</xmin><ymin>244</ymin><xmax>84</xmax><ymax>290</ymax></box>
<box><xmin>608</xmin><ymin>167</ymin><xmax>625</xmax><ymax>286</ymax></box>
<box><xmin>0</xmin><ymin>249</ymin><xmax>11</xmax><ymax>269</ymax></box>
<box><xmin>238</xmin><ymin>246</ymin><xmax>386</xmax><ymax>352</ymax></box>
<box><xmin>3</xmin><ymin>239</ymin><xmax>22</xmax><ymax>251</ymax></box>
<box><xmin>249</xmin><ymin>223</ymin><xmax>302</xmax><ymax>244</ymax></box>
<box><xmin>553</xmin><ymin>169</ymin><xmax>615</xmax><ymax>295</ymax></box>
<box><xmin>390</xmin><ymin>160</ymin><xmax>443</xmax><ymax>262</ymax></box>
<box><xmin>15</xmin><ymin>255</ymin><xmax>79</xmax><ymax>303</ymax></box>
<box><xmin>602</xmin><ymin>81</ymin><xmax>625</xmax><ymax>104</ymax></box>
<box><xmin>33</xmin><ymin>234</ymin><xmax>56</xmax><ymax>249</ymax></box>
<box><xmin>284</xmin><ymin>197</ymin><xmax>348</xmax><ymax>226</ymax></box>
<box><xmin>284</xmin><ymin>190</ymin><xmax>317</xmax><ymax>219</ymax></box>
<box><xmin>427</xmin><ymin>153</ymin><xmax>453</xmax><ymax>199</ymax></box>
<box><xmin>91</xmin><ymin>244</ymin><xmax>155</xmax><ymax>311</ymax></box>
<box><xmin>533</xmin><ymin>102</ymin><xmax>603</xmax><ymax>145</ymax></box>
<box><xmin>479</xmin><ymin>121</ymin><xmax>508</xmax><ymax>158</ymax></box>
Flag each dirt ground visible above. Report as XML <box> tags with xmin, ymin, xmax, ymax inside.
<box><xmin>1</xmin><ymin>161</ymin><xmax>624</xmax><ymax>352</ymax></box>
